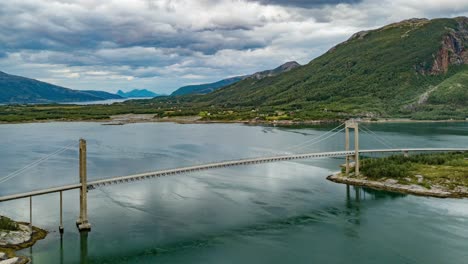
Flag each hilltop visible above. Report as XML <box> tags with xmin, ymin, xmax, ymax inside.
<box><xmin>117</xmin><ymin>89</ymin><xmax>160</xmax><ymax>98</ymax></box>
<box><xmin>0</xmin><ymin>71</ymin><xmax>121</xmax><ymax>104</ymax></box>
<box><xmin>170</xmin><ymin>61</ymin><xmax>301</xmax><ymax>96</ymax></box>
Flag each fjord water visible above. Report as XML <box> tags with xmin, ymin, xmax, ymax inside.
<box><xmin>0</xmin><ymin>122</ymin><xmax>467</xmax><ymax>264</ymax></box>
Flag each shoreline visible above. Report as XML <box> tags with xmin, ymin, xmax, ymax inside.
<box><xmin>0</xmin><ymin>220</ymin><xmax>48</xmax><ymax>264</ymax></box>
<box><xmin>327</xmin><ymin>173</ymin><xmax>468</xmax><ymax>198</ymax></box>
<box><xmin>0</xmin><ymin>114</ymin><xmax>466</xmax><ymax>126</ymax></box>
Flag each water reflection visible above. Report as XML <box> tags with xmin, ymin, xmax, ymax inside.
<box><xmin>362</xmin><ymin>187</ymin><xmax>407</xmax><ymax>199</ymax></box>
<box><xmin>346</xmin><ymin>185</ymin><xmax>407</xmax><ymax>203</ymax></box>
<box><xmin>60</xmin><ymin>234</ymin><xmax>64</xmax><ymax>264</ymax></box>
<box><xmin>343</xmin><ymin>185</ymin><xmax>401</xmax><ymax>240</ymax></box>
<box><xmin>80</xmin><ymin>232</ymin><xmax>89</xmax><ymax>264</ymax></box>
<box><xmin>29</xmin><ymin>245</ymin><xmax>33</xmax><ymax>263</ymax></box>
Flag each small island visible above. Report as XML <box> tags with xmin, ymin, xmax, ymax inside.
<box><xmin>0</xmin><ymin>216</ymin><xmax>47</xmax><ymax>264</ymax></box>
<box><xmin>328</xmin><ymin>152</ymin><xmax>468</xmax><ymax>198</ymax></box>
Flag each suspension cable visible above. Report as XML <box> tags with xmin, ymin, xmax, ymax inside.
<box><xmin>291</xmin><ymin>127</ymin><xmax>346</xmax><ymax>153</ymax></box>
<box><xmin>0</xmin><ymin>142</ymin><xmax>76</xmax><ymax>184</ymax></box>
<box><xmin>359</xmin><ymin>128</ymin><xmax>392</xmax><ymax>149</ymax></box>
<box><xmin>360</xmin><ymin>125</ymin><xmax>395</xmax><ymax>148</ymax></box>
<box><xmin>359</xmin><ymin>125</ymin><xmax>394</xmax><ymax>149</ymax></box>
<box><xmin>286</xmin><ymin>122</ymin><xmax>345</xmax><ymax>151</ymax></box>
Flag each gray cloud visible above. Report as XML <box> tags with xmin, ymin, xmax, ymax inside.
<box><xmin>0</xmin><ymin>0</ymin><xmax>467</xmax><ymax>94</ymax></box>
<box><xmin>252</xmin><ymin>0</ymin><xmax>362</xmax><ymax>8</ymax></box>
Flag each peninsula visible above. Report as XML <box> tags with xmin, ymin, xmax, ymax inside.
<box><xmin>328</xmin><ymin>152</ymin><xmax>468</xmax><ymax>198</ymax></box>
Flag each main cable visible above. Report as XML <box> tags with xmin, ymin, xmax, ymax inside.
<box><xmin>291</xmin><ymin>127</ymin><xmax>346</xmax><ymax>153</ymax></box>
<box><xmin>0</xmin><ymin>142</ymin><xmax>76</xmax><ymax>184</ymax></box>
<box><xmin>285</xmin><ymin>122</ymin><xmax>345</xmax><ymax>152</ymax></box>
<box><xmin>359</xmin><ymin>125</ymin><xmax>394</xmax><ymax>149</ymax></box>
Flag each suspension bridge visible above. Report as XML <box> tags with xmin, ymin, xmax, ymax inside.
<box><xmin>0</xmin><ymin>121</ymin><xmax>466</xmax><ymax>233</ymax></box>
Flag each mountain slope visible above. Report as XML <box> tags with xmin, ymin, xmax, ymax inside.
<box><xmin>428</xmin><ymin>70</ymin><xmax>468</xmax><ymax>106</ymax></box>
<box><xmin>175</xmin><ymin>17</ymin><xmax>468</xmax><ymax>120</ymax></box>
<box><xmin>170</xmin><ymin>61</ymin><xmax>301</xmax><ymax>96</ymax></box>
<box><xmin>83</xmin><ymin>90</ymin><xmax>123</xmax><ymax>100</ymax></box>
<box><xmin>171</xmin><ymin>76</ymin><xmax>245</xmax><ymax>96</ymax></box>
<box><xmin>117</xmin><ymin>89</ymin><xmax>160</xmax><ymax>98</ymax></box>
<box><xmin>248</xmin><ymin>61</ymin><xmax>301</xmax><ymax>80</ymax></box>
<box><xmin>0</xmin><ymin>71</ymin><xmax>120</xmax><ymax>104</ymax></box>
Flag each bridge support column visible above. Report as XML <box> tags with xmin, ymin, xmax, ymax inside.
<box><xmin>77</xmin><ymin>139</ymin><xmax>91</xmax><ymax>232</ymax></box>
<box><xmin>59</xmin><ymin>191</ymin><xmax>64</xmax><ymax>234</ymax></box>
<box><xmin>345</xmin><ymin>127</ymin><xmax>350</xmax><ymax>175</ymax></box>
<box><xmin>345</xmin><ymin>121</ymin><xmax>359</xmax><ymax>176</ymax></box>
<box><xmin>354</xmin><ymin>124</ymin><xmax>359</xmax><ymax>176</ymax></box>
<box><xmin>29</xmin><ymin>196</ymin><xmax>33</xmax><ymax>234</ymax></box>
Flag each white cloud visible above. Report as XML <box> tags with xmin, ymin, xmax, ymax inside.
<box><xmin>0</xmin><ymin>0</ymin><xmax>467</xmax><ymax>94</ymax></box>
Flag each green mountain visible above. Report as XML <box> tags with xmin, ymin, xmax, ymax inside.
<box><xmin>171</xmin><ymin>76</ymin><xmax>245</xmax><ymax>96</ymax></box>
<box><xmin>160</xmin><ymin>17</ymin><xmax>468</xmax><ymax>120</ymax></box>
<box><xmin>117</xmin><ymin>89</ymin><xmax>160</xmax><ymax>98</ymax></box>
<box><xmin>0</xmin><ymin>71</ymin><xmax>121</xmax><ymax>104</ymax></box>
<box><xmin>247</xmin><ymin>61</ymin><xmax>301</xmax><ymax>80</ymax></box>
<box><xmin>82</xmin><ymin>90</ymin><xmax>122</xmax><ymax>100</ymax></box>
<box><xmin>428</xmin><ymin>70</ymin><xmax>468</xmax><ymax>106</ymax></box>
<box><xmin>170</xmin><ymin>61</ymin><xmax>301</xmax><ymax>96</ymax></box>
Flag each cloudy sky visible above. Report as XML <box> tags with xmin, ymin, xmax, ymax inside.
<box><xmin>0</xmin><ymin>0</ymin><xmax>467</xmax><ymax>94</ymax></box>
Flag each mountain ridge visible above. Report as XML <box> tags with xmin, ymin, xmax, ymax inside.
<box><xmin>170</xmin><ymin>61</ymin><xmax>301</xmax><ymax>96</ymax></box>
<box><xmin>0</xmin><ymin>71</ymin><xmax>121</xmax><ymax>104</ymax></box>
<box><xmin>117</xmin><ymin>89</ymin><xmax>160</xmax><ymax>98</ymax></box>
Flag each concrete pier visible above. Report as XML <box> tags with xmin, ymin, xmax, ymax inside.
<box><xmin>76</xmin><ymin>139</ymin><xmax>91</xmax><ymax>232</ymax></box>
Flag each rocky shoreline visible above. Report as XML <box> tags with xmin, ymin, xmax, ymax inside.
<box><xmin>0</xmin><ymin>220</ymin><xmax>47</xmax><ymax>264</ymax></box>
<box><xmin>327</xmin><ymin>173</ymin><xmax>468</xmax><ymax>198</ymax></box>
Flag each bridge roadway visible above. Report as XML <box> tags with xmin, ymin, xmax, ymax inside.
<box><xmin>0</xmin><ymin>148</ymin><xmax>467</xmax><ymax>202</ymax></box>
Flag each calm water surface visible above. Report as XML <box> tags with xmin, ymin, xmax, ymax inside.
<box><xmin>61</xmin><ymin>97</ymin><xmax>153</xmax><ymax>105</ymax></box>
<box><xmin>0</xmin><ymin>122</ymin><xmax>467</xmax><ymax>263</ymax></box>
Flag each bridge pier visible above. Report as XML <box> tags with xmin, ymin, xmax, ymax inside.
<box><xmin>29</xmin><ymin>196</ymin><xmax>32</xmax><ymax>234</ymax></box>
<box><xmin>76</xmin><ymin>139</ymin><xmax>91</xmax><ymax>232</ymax></box>
<box><xmin>59</xmin><ymin>191</ymin><xmax>64</xmax><ymax>234</ymax></box>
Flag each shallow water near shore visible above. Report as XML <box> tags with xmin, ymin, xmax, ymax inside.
<box><xmin>0</xmin><ymin>122</ymin><xmax>467</xmax><ymax>263</ymax></box>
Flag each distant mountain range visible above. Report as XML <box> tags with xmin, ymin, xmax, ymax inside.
<box><xmin>117</xmin><ymin>89</ymin><xmax>160</xmax><ymax>98</ymax></box>
<box><xmin>171</xmin><ymin>76</ymin><xmax>245</xmax><ymax>96</ymax></box>
<box><xmin>82</xmin><ymin>90</ymin><xmax>122</xmax><ymax>100</ymax></box>
<box><xmin>0</xmin><ymin>71</ymin><xmax>121</xmax><ymax>104</ymax></box>
<box><xmin>170</xmin><ymin>61</ymin><xmax>301</xmax><ymax>96</ymax></box>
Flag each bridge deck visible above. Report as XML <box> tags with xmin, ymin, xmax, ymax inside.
<box><xmin>0</xmin><ymin>148</ymin><xmax>466</xmax><ymax>202</ymax></box>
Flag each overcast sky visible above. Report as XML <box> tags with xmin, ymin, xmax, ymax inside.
<box><xmin>0</xmin><ymin>0</ymin><xmax>467</xmax><ymax>94</ymax></box>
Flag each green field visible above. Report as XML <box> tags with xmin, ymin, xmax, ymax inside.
<box><xmin>356</xmin><ymin>152</ymin><xmax>468</xmax><ymax>190</ymax></box>
<box><xmin>0</xmin><ymin>216</ymin><xmax>18</xmax><ymax>231</ymax></box>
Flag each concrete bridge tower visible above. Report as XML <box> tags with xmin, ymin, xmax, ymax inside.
<box><xmin>345</xmin><ymin>120</ymin><xmax>360</xmax><ymax>176</ymax></box>
<box><xmin>76</xmin><ymin>139</ymin><xmax>91</xmax><ymax>232</ymax></box>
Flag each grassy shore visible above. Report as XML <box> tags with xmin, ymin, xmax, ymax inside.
<box><xmin>329</xmin><ymin>152</ymin><xmax>468</xmax><ymax>198</ymax></box>
<box><xmin>1</xmin><ymin>101</ymin><xmax>467</xmax><ymax>124</ymax></box>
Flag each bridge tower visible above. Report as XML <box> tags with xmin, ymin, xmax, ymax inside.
<box><xmin>345</xmin><ymin>120</ymin><xmax>360</xmax><ymax>176</ymax></box>
<box><xmin>76</xmin><ymin>139</ymin><xmax>91</xmax><ymax>232</ymax></box>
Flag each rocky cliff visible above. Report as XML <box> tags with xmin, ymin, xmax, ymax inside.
<box><xmin>429</xmin><ymin>17</ymin><xmax>468</xmax><ymax>74</ymax></box>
